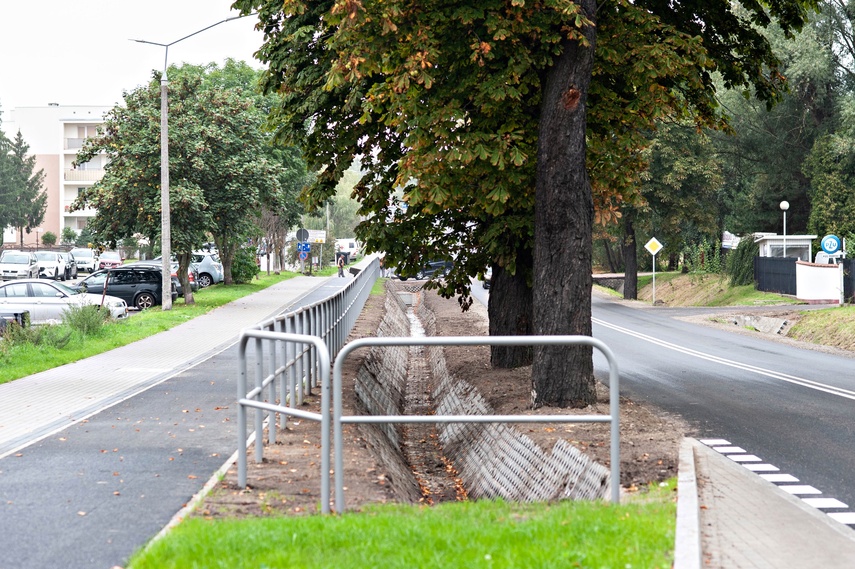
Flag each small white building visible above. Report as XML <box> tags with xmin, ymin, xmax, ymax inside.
<box><xmin>754</xmin><ymin>232</ymin><xmax>816</xmax><ymax>262</ymax></box>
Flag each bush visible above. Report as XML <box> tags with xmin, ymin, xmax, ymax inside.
<box><xmin>726</xmin><ymin>236</ymin><xmax>759</xmax><ymax>286</ymax></box>
<box><xmin>1</xmin><ymin>321</ymin><xmax>71</xmax><ymax>350</ymax></box>
<box><xmin>683</xmin><ymin>238</ymin><xmax>723</xmax><ymax>275</ymax></box>
<box><xmin>41</xmin><ymin>231</ymin><xmax>57</xmax><ymax>247</ymax></box>
<box><xmin>62</xmin><ymin>303</ymin><xmax>110</xmax><ymax>336</ymax></box>
<box><xmin>231</xmin><ymin>247</ymin><xmax>260</xmax><ymax>284</ymax></box>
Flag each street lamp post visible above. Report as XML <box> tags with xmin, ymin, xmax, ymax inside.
<box><xmin>132</xmin><ymin>15</ymin><xmax>249</xmax><ymax>310</ymax></box>
<box><xmin>780</xmin><ymin>201</ymin><xmax>789</xmax><ymax>258</ymax></box>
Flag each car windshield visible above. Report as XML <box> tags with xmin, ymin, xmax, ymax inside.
<box><xmin>101</xmin><ymin>252</ymin><xmax>120</xmax><ymax>260</ymax></box>
<box><xmin>1</xmin><ymin>253</ymin><xmax>30</xmax><ymax>264</ymax></box>
<box><xmin>52</xmin><ymin>282</ymin><xmax>81</xmax><ymax>296</ymax></box>
<box><xmin>36</xmin><ymin>252</ymin><xmax>57</xmax><ymax>261</ymax></box>
<box><xmin>72</xmin><ymin>249</ymin><xmax>92</xmax><ymax>258</ymax></box>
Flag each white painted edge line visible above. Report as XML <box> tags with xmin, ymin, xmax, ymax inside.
<box><xmin>829</xmin><ymin>512</ymin><xmax>855</xmax><ymax>525</ymax></box>
<box><xmin>727</xmin><ymin>454</ymin><xmax>762</xmax><ymax>462</ymax></box>
<box><xmin>742</xmin><ymin>463</ymin><xmax>780</xmax><ymax>472</ymax></box>
<box><xmin>699</xmin><ymin>438</ymin><xmax>730</xmax><ymax>446</ymax></box>
<box><xmin>803</xmin><ymin>498</ymin><xmax>849</xmax><ymax>509</ymax></box>
<box><xmin>779</xmin><ymin>485</ymin><xmax>823</xmax><ymax>495</ymax></box>
<box><xmin>760</xmin><ymin>473</ymin><xmax>799</xmax><ymax>483</ymax></box>
<box><xmin>711</xmin><ymin>446</ymin><xmax>746</xmax><ymax>454</ymax></box>
<box><xmin>674</xmin><ymin>438</ymin><xmax>701</xmax><ymax>569</ymax></box>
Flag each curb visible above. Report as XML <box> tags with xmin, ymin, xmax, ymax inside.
<box><xmin>674</xmin><ymin>437</ymin><xmax>701</xmax><ymax>569</ymax></box>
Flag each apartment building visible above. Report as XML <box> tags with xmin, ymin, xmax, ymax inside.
<box><xmin>1</xmin><ymin>104</ymin><xmax>110</xmax><ymax>247</ymax></box>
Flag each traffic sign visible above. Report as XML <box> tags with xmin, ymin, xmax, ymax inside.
<box><xmin>821</xmin><ymin>234</ymin><xmax>841</xmax><ymax>255</ymax></box>
<box><xmin>296</xmin><ymin>228</ymin><xmax>309</xmax><ymax>242</ymax></box>
<box><xmin>297</xmin><ymin>242</ymin><xmax>310</xmax><ymax>252</ymax></box>
<box><xmin>645</xmin><ymin>237</ymin><xmax>663</xmax><ymax>256</ymax></box>
<box><xmin>298</xmin><ymin>251</ymin><xmax>308</xmax><ymax>261</ymax></box>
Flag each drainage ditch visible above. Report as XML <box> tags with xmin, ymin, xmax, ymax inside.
<box><xmin>353</xmin><ymin>283</ymin><xmax>610</xmax><ymax>505</ymax></box>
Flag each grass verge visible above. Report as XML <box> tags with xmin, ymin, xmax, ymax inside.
<box><xmin>0</xmin><ymin>271</ymin><xmax>300</xmax><ymax>385</ymax></box>
<box><xmin>129</xmin><ymin>483</ymin><xmax>676</xmax><ymax>569</ymax></box>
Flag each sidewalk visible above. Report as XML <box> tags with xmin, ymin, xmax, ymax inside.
<box><xmin>676</xmin><ymin>437</ymin><xmax>855</xmax><ymax>569</ymax></box>
<box><xmin>0</xmin><ymin>275</ymin><xmax>325</xmax><ymax>459</ymax></box>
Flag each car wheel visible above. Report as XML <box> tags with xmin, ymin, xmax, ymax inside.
<box><xmin>134</xmin><ymin>292</ymin><xmax>156</xmax><ymax>310</ymax></box>
<box><xmin>198</xmin><ymin>273</ymin><xmax>213</xmax><ymax>288</ymax></box>
<box><xmin>416</xmin><ymin>271</ymin><xmax>426</xmax><ymax>280</ymax></box>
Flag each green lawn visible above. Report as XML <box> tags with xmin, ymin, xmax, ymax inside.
<box><xmin>129</xmin><ymin>485</ymin><xmax>676</xmax><ymax>569</ymax></box>
<box><xmin>0</xmin><ymin>272</ymin><xmax>301</xmax><ymax>385</ymax></box>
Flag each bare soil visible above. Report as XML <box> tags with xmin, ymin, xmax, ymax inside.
<box><xmin>196</xmin><ymin>284</ymin><xmax>693</xmax><ymax>519</ymax></box>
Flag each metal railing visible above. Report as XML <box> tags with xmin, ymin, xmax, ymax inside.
<box><xmin>237</xmin><ymin>258</ymin><xmax>379</xmax><ymax>494</ymax></box>
<box><xmin>332</xmin><ymin>336</ymin><xmax>621</xmax><ymax>513</ymax></box>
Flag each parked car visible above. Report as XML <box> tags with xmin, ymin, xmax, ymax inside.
<box><xmin>73</xmin><ymin>267</ymin><xmax>177</xmax><ymax>310</ymax></box>
<box><xmin>130</xmin><ymin>260</ymin><xmax>199</xmax><ymax>294</ymax></box>
<box><xmin>58</xmin><ymin>251</ymin><xmax>78</xmax><ymax>280</ymax></box>
<box><xmin>482</xmin><ymin>266</ymin><xmax>492</xmax><ymax>289</ymax></box>
<box><xmin>396</xmin><ymin>260</ymin><xmax>453</xmax><ymax>281</ymax></box>
<box><xmin>0</xmin><ymin>250</ymin><xmax>40</xmax><ymax>281</ymax></box>
<box><xmin>35</xmin><ymin>251</ymin><xmax>66</xmax><ymax>281</ymax></box>
<box><xmin>0</xmin><ymin>279</ymin><xmax>128</xmax><ymax>323</ymax></box>
<box><xmin>98</xmin><ymin>250</ymin><xmax>124</xmax><ymax>269</ymax></box>
<box><xmin>190</xmin><ymin>251</ymin><xmax>224</xmax><ymax>287</ymax></box>
<box><xmin>69</xmin><ymin>248</ymin><xmax>98</xmax><ymax>273</ymax></box>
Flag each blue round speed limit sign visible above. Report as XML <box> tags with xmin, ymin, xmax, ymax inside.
<box><xmin>821</xmin><ymin>234</ymin><xmax>841</xmax><ymax>254</ymax></box>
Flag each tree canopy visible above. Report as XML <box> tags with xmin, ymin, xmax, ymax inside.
<box><xmin>237</xmin><ymin>0</ymin><xmax>817</xmax><ymax>407</ymax></box>
<box><xmin>0</xmin><ymin>126</ymin><xmax>47</xmax><ymax>247</ymax></box>
<box><xmin>74</xmin><ymin>61</ymin><xmax>305</xmax><ymax>292</ymax></box>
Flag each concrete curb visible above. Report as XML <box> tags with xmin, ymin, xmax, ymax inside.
<box><xmin>674</xmin><ymin>437</ymin><xmax>701</xmax><ymax>569</ymax></box>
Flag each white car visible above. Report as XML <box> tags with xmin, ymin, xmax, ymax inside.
<box><xmin>69</xmin><ymin>247</ymin><xmax>98</xmax><ymax>273</ymax></box>
<box><xmin>0</xmin><ymin>250</ymin><xmax>40</xmax><ymax>281</ymax></box>
<box><xmin>0</xmin><ymin>279</ymin><xmax>128</xmax><ymax>323</ymax></box>
<box><xmin>35</xmin><ymin>251</ymin><xmax>66</xmax><ymax>280</ymax></box>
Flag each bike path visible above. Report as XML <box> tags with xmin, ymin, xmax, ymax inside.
<box><xmin>0</xmin><ymin>274</ymin><xmax>351</xmax><ymax>569</ymax></box>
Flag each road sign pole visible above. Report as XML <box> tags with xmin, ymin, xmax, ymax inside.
<box><xmin>644</xmin><ymin>237</ymin><xmax>664</xmax><ymax>306</ymax></box>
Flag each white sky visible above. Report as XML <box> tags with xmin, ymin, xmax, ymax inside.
<box><xmin>0</xmin><ymin>1</ymin><xmax>265</xmax><ymax>114</ymax></box>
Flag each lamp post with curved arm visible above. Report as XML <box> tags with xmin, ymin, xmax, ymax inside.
<box><xmin>131</xmin><ymin>15</ymin><xmax>249</xmax><ymax>310</ymax></box>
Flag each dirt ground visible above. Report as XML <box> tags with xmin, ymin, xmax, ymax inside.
<box><xmin>196</xmin><ymin>283</ymin><xmax>692</xmax><ymax>519</ymax></box>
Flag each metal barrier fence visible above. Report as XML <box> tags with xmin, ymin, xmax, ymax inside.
<box><xmin>332</xmin><ymin>336</ymin><xmax>621</xmax><ymax>513</ymax></box>
<box><xmin>237</xmin><ymin>257</ymin><xmax>379</xmax><ymax>497</ymax></box>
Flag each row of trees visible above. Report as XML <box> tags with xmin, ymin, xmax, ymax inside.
<box><xmin>74</xmin><ymin>60</ymin><xmax>311</xmax><ymax>301</ymax></box>
<box><xmin>236</xmin><ymin>0</ymin><xmax>816</xmax><ymax>408</ymax></box>
<box><xmin>0</xmin><ymin>108</ymin><xmax>47</xmax><ymax>248</ymax></box>
<box><xmin>603</xmin><ymin>1</ymin><xmax>855</xmax><ymax>297</ymax></box>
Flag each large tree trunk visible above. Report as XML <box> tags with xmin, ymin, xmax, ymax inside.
<box><xmin>489</xmin><ymin>252</ymin><xmax>533</xmax><ymax>368</ymax></box>
<box><xmin>622</xmin><ymin>214</ymin><xmax>638</xmax><ymax>300</ymax></box>
<box><xmin>531</xmin><ymin>6</ymin><xmax>597</xmax><ymax>409</ymax></box>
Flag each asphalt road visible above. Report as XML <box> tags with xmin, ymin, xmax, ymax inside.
<box><xmin>591</xmin><ymin>294</ymin><xmax>855</xmax><ymax>509</ymax></box>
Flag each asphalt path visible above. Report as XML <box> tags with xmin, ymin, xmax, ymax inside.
<box><xmin>0</xmin><ymin>274</ymin><xmax>355</xmax><ymax>569</ymax></box>
<box><xmin>590</xmin><ymin>294</ymin><xmax>855</xmax><ymax>509</ymax></box>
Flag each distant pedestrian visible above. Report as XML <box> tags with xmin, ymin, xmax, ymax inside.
<box><xmin>337</xmin><ymin>255</ymin><xmax>345</xmax><ymax>277</ymax></box>
<box><xmin>379</xmin><ymin>256</ymin><xmax>386</xmax><ymax>278</ymax></box>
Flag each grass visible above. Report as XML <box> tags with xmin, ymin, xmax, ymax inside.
<box><xmin>128</xmin><ymin>483</ymin><xmax>677</xmax><ymax>569</ymax></box>
<box><xmin>0</xmin><ymin>271</ymin><xmax>301</xmax><ymax>385</ymax></box>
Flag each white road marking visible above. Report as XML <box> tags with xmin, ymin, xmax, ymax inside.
<box><xmin>594</xmin><ymin>318</ymin><xmax>855</xmax><ymax>401</ymax></box>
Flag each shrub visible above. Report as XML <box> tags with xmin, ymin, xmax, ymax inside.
<box><xmin>726</xmin><ymin>236</ymin><xmax>759</xmax><ymax>286</ymax></box>
<box><xmin>231</xmin><ymin>247</ymin><xmax>260</xmax><ymax>284</ymax></box>
<box><xmin>1</xmin><ymin>321</ymin><xmax>71</xmax><ymax>350</ymax></box>
<box><xmin>41</xmin><ymin>231</ymin><xmax>57</xmax><ymax>247</ymax></box>
<box><xmin>683</xmin><ymin>238</ymin><xmax>724</xmax><ymax>275</ymax></box>
<box><xmin>62</xmin><ymin>303</ymin><xmax>110</xmax><ymax>336</ymax></box>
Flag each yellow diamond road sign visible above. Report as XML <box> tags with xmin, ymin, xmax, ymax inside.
<box><xmin>645</xmin><ymin>237</ymin><xmax>663</xmax><ymax>256</ymax></box>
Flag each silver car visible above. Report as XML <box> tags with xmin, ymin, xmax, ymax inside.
<box><xmin>191</xmin><ymin>251</ymin><xmax>225</xmax><ymax>287</ymax></box>
<box><xmin>69</xmin><ymin>248</ymin><xmax>98</xmax><ymax>273</ymax></box>
<box><xmin>0</xmin><ymin>250</ymin><xmax>39</xmax><ymax>281</ymax></box>
<box><xmin>35</xmin><ymin>251</ymin><xmax>66</xmax><ymax>280</ymax></box>
<box><xmin>0</xmin><ymin>279</ymin><xmax>128</xmax><ymax>323</ymax></box>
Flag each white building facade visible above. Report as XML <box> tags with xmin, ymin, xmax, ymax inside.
<box><xmin>2</xmin><ymin>104</ymin><xmax>109</xmax><ymax>247</ymax></box>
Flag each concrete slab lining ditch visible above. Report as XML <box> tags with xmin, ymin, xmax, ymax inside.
<box><xmin>350</xmin><ymin>286</ymin><xmax>614</xmax><ymax>508</ymax></box>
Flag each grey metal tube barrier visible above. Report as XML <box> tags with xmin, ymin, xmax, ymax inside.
<box><xmin>332</xmin><ymin>335</ymin><xmax>621</xmax><ymax>513</ymax></box>
<box><xmin>237</xmin><ymin>330</ymin><xmax>331</xmax><ymax>509</ymax></box>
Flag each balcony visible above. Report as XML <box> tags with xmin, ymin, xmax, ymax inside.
<box><xmin>65</xmin><ymin>138</ymin><xmax>85</xmax><ymax>150</ymax></box>
<box><xmin>64</xmin><ymin>169</ymin><xmax>104</xmax><ymax>182</ymax></box>
<box><xmin>64</xmin><ymin>202</ymin><xmax>96</xmax><ymax>216</ymax></box>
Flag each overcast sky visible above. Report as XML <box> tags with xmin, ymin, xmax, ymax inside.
<box><xmin>0</xmin><ymin>0</ymin><xmax>265</xmax><ymax>116</ymax></box>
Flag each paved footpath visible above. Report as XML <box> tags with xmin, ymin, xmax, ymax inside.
<box><xmin>0</xmin><ymin>275</ymin><xmax>348</xmax><ymax>569</ymax></box>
